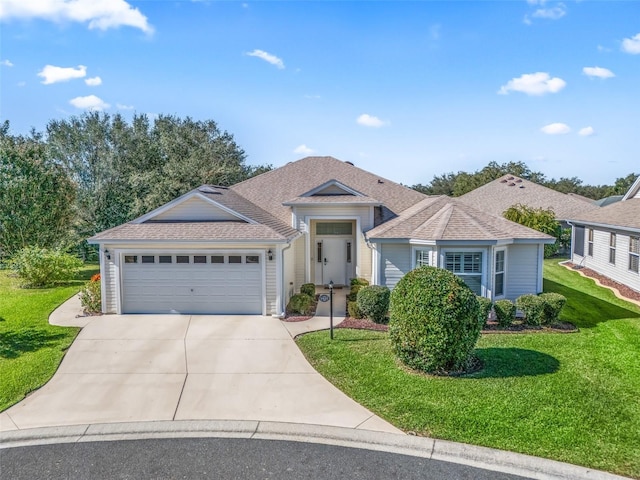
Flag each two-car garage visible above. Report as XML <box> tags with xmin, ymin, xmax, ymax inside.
<box><xmin>120</xmin><ymin>252</ymin><xmax>264</xmax><ymax>314</ymax></box>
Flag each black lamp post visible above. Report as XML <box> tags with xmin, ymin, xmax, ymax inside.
<box><xmin>328</xmin><ymin>280</ymin><xmax>334</xmax><ymax>340</ymax></box>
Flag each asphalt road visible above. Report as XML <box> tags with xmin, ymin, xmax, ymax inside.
<box><xmin>1</xmin><ymin>437</ymin><xmax>531</xmax><ymax>479</ymax></box>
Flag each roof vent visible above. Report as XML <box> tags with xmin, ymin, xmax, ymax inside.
<box><xmin>519</xmin><ymin>185</ymin><xmax>525</xmax><ymax>189</ymax></box>
<box><xmin>344</xmin><ymin>161</ymin><xmax>354</xmax><ymax>166</ymax></box>
<box><xmin>500</xmin><ymin>179</ymin><xmax>508</xmax><ymax>183</ymax></box>
<box><xmin>508</xmin><ymin>182</ymin><xmax>516</xmax><ymax>186</ymax></box>
<box><xmin>507</xmin><ymin>176</ymin><xmax>514</xmax><ymax>181</ymax></box>
<box><xmin>516</xmin><ymin>179</ymin><xmax>523</xmax><ymax>183</ymax></box>
<box><xmin>377</xmin><ymin>179</ymin><xmax>384</xmax><ymax>184</ymax></box>
<box><xmin>198</xmin><ymin>185</ymin><xmax>221</xmax><ymax>194</ymax></box>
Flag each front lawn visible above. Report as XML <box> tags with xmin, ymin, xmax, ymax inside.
<box><xmin>0</xmin><ymin>265</ymin><xmax>99</xmax><ymax>412</ymax></box>
<box><xmin>296</xmin><ymin>260</ymin><xmax>640</xmax><ymax>478</ymax></box>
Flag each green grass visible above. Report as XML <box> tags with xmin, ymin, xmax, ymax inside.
<box><xmin>0</xmin><ymin>265</ymin><xmax>99</xmax><ymax>412</ymax></box>
<box><xmin>297</xmin><ymin>260</ymin><xmax>640</xmax><ymax>478</ymax></box>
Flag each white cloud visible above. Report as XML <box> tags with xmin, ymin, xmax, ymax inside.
<box><xmin>293</xmin><ymin>144</ymin><xmax>314</xmax><ymax>155</ymax></box>
<box><xmin>0</xmin><ymin>0</ymin><xmax>153</xmax><ymax>34</ymax></box>
<box><xmin>85</xmin><ymin>76</ymin><xmax>102</xmax><ymax>86</ymax></box>
<box><xmin>1</xmin><ymin>59</ymin><xmax>13</xmax><ymax>67</ymax></box>
<box><xmin>498</xmin><ymin>72</ymin><xmax>566</xmax><ymax>96</ymax></box>
<box><xmin>116</xmin><ymin>103</ymin><xmax>134</xmax><ymax>110</ymax></box>
<box><xmin>597</xmin><ymin>45</ymin><xmax>612</xmax><ymax>53</ymax></box>
<box><xmin>541</xmin><ymin>123</ymin><xmax>571</xmax><ymax>135</ymax></box>
<box><xmin>578</xmin><ymin>126</ymin><xmax>595</xmax><ymax>137</ymax></box>
<box><xmin>621</xmin><ymin>33</ymin><xmax>640</xmax><ymax>54</ymax></box>
<box><xmin>582</xmin><ymin>66</ymin><xmax>615</xmax><ymax>79</ymax></box>
<box><xmin>531</xmin><ymin>4</ymin><xmax>566</xmax><ymax>20</ymax></box>
<box><xmin>246</xmin><ymin>49</ymin><xmax>284</xmax><ymax>69</ymax></box>
<box><xmin>357</xmin><ymin>114</ymin><xmax>388</xmax><ymax>128</ymax></box>
<box><xmin>17</xmin><ymin>81</ymin><xmax>26</xmax><ymax>87</ymax></box>
<box><xmin>69</xmin><ymin>95</ymin><xmax>110</xmax><ymax>111</ymax></box>
<box><xmin>38</xmin><ymin>64</ymin><xmax>86</xmax><ymax>84</ymax></box>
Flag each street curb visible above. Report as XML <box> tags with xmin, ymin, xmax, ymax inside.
<box><xmin>0</xmin><ymin>420</ymin><xmax>630</xmax><ymax>480</ymax></box>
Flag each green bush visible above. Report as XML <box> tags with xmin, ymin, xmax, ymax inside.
<box><xmin>476</xmin><ymin>296</ymin><xmax>493</xmax><ymax>327</ymax></box>
<box><xmin>493</xmin><ymin>299</ymin><xmax>516</xmax><ymax>327</ymax></box>
<box><xmin>348</xmin><ymin>301</ymin><xmax>364</xmax><ymax>319</ymax></box>
<box><xmin>350</xmin><ymin>277</ymin><xmax>370</xmax><ymax>287</ymax></box>
<box><xmin>300</xmin><ymin>283</ymin><xmax>316</xmax><ymax>298</ymax></box>
<box><xmin>347</xmin><ymin>284</ymin><xmax>363</xmax><ymax>302</ymax></box>
<box><xmin>9</xmin><ymin>246</ymin><xmax>83</xmax><ymax>287</ymax></box>
<box><xmin>389</xmin><ymin>266</ymin><xmax>482</xmax><ymax>374</ymax></box>
<box><xmin>80</xmin><ymin>273</ymin><xmax>102</xmax><ymax>314</ymax></box>
<box><xmin>539</xmin><ymin>292</ymin><xmax>567</xmax><ymax>325</ymax></box>
<box><xmin>516</xmin><ymin>294</ymin><xmax>546</xmax><ymax>326</ymax></box>
<box><xmin>357</xmin><ymin>285</ymin><xmax>390</xmax><ymax>324</ymax></box>
<box><xmin>287</xmin><ymin>293</ymin><xmax>314</xmax><ymax>315</ymax></box>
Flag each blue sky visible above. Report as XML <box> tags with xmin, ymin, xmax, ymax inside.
<box><xmin>1</xmin><ymin>1</ymin><xmax>639</xmax><ymax>187</ymax></box>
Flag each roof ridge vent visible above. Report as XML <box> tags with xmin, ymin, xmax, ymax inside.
<box><xmin>198</xmin><ymin>185</ymin><xmax>222</xmax><ymax>194</ymax></box>
<box><xmin>344</xmin><ymin>161</ymin><xmax>354</xmax><ymax>166</ymax></box>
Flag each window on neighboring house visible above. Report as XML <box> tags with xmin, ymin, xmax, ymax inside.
<box><xmin>588</xmin><ymin>229</ymin><xmax>594</xmax><ymax>256</ymax></box>
<box><xmin>316</xmin><ymin>222</ymin><xmax>353</xmax><ymax>235</ymax></box>
<box><xmin>193</xmin><ymin>255</ymin><xmax>207</xmax><ymax>264</ymax></box>
<box><xmin>609</xmin><ymin>233</ymin><xmax>616</xmax><ymax>265</ymax></box>
<box><xmin>346</xmin><ymin>242</ymin><xmax>352</xmax><ymax>263</ymax></box>
<box><xmin>573</xmin><ymin>226</ymin><xmax>585</xmax><ymax>256</ymax></box>
<box><xmin>494</xmin><ymin>250</ymin><xmax>505</xmax><ymax>297</ymax></box>
<box><xmin>141</xmin><ymin>255</ymin><xmax>155</xmax><ymax>264</ymax></box>
<box><xmin>630</xmin><ymin>236</ymin><xmax>640</xmax><ymax>273</ymax></box>
<box><xmin>444</xmin><ymin>252</ymin><xmax>483</xmax><ymax>295</ymax></box>
<box><xmin>415</xmin><ymin>249</ymin><xmax>431</xmax><ymax>267</ymax></box>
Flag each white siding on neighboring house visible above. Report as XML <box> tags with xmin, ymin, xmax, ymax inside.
<box><xmin>282</xmin><ymin>242</ymin><xmax>296</xmax><ymax>302</ymax></box>
<box><xmin>578</xmin><ymin>228</ymin><xmax>640</xmax><ymax>293</ymax></box>
<box><xmin>506</xmin><ymin>244</ymin><xmax>540</xmax><ymax>299</ymax></box>
<box><xmin>380</xmin><ymin>243</ymin><xmax>412</xmax><ymax>289</ymax></box>
<box><xmin>152</xmin><ymin>196</ymin><xmax>242</xmax><ymax>222</ymax></box>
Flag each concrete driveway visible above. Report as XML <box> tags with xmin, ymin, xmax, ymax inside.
<box><xmin>0</xmin><ymin>311</ymin><xmax>400</xmax><ymax>434</ymax></box>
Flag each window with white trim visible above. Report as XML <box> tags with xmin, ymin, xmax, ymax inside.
<box><xmin>415</xmin><ymin>249</ymin><xmax>431</xmax><ymax>267</ymax></box>
<box><xmin>444</xmin><ymin>252</ymin><xmax>483</xmax><ymax>295</ymax></box>
<box><xmin>609</xmin><ymin>233</ymin><xmax>616</xmax><ymax>265</ymax></box>
<box><xmin>494</xmin><ymin>250</ymin><xmax>505</xmax><ymax>297</ymax></box>
<box><xmin>630</xmin><ymin>236</ymin><xmax>640</xmax><ymax>273</ymax></box>
<box><xmin>588</xmin><ymin>229</ymin><xmax>594</xmax><ymax>256</ymax></box>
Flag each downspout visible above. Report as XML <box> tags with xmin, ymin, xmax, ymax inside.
<box><xmin>275</xmin><ymin>238</ymin><xmax>296</xmax><ymax>319</ymax></box>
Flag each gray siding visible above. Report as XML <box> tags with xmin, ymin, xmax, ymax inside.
<box><xmin>578</xmin><ymin>228</ymin><xmax>640</xmax><ymax>293</ymax></box>
<box><xmin>506</xmin><ymin>244</ymin><xmax>540</xmax><ymax>299</ymax></box>
<box><xmin>380</xmin><ymin>244</ymin><xmax>412</xmax><ymax>289</ymax></box>
<box><xmin>153</xmin><ymin>196</ymin><xmax>241</xmax><ymax>221</ymax></box>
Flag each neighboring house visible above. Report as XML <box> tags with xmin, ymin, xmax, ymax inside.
<box><xmin>567</xmin><ymin>176</ymin><xmax>640</xmax><ymax>294</ymax></box>
<box><xmin>458</xmin><ymin>174</ymin><xmax>599</xmax><ymax>226</ymax></box>
<box><xmin>89</xmin><ymin>157</ymin><xmax>554</xmax><ymax>315</ymax></box>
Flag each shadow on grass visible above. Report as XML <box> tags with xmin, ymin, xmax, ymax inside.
<box><xmin>545</xmin><ymin>279</ymin><xmax>640</xmax><ymax>329</ymax></box>
<box><xmin>0</xmin><ymin>328</ymin><xmax>67</xmax><ymax>359</ymax></box>
<box><xmin>469</xmin><ymin>347</ymin><xmax>559</xmax><ymax>378</ymax></box>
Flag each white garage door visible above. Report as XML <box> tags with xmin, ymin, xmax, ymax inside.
<box><xmin>121</xmin><ymin>253</ymin><xmax>263</xmax><ymax>314</ymax></box>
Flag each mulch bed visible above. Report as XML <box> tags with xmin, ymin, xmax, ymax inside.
<box><xmin>564</xmin><ymin>262</ymin><xmax>640</xmax><ymax>303</ymax></box>
<box><xmin>337</xmin><ymin>317</ymin><xmax>389</xmax><ymax>331</ymax></box>
<box><xmin>281</xmin><ymin>297</ymin><xmax>318</xmax><ymax>322</ymax></box>
<box><xmin>483</xmin><ymin>319</ymin><xmax>577</xmax><ymax>334</ymax></box>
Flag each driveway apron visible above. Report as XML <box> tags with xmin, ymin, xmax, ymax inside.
<box><xmin>1</xmin><ymin>312</ymin><xmax>401</xmax><ymax>434</ymax></box>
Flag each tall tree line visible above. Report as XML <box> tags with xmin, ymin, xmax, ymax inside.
<box><xmin>0</xmin><ymin>113</ymin><xmax>270</xmax><ymax>260</ymax></box>
<box><xmin>412</xmin><ymin>160</ymin><xmax>638</xmax><ymax>199</ymax></box>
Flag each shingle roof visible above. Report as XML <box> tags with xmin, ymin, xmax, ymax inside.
<box><xmin>367</xmin><ymin>196</ymin><xmax>554</xmax><ymax>242</ymax></box>
<box><xmin>458</xmin><ymin>174</ymin><xmax>599</xmax><ymax>221</ymax></box>
<box><xmin>568</xmin><ymin>198</ymin><xmax>640</xmax><ymax>231</ymax></box>
<box><xmin>89</xmin><ymin>222</ymin><xmax>288</xmax><ymax>242</ymax></box>
<box><xmin>231</xmin><ymin>156</ymin><xmax>427</xmax><ymax>224</ymax></box>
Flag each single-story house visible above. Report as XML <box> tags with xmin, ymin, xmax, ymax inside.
<box><xmin>567</xmin><ymin>175</ymin><xmax>640</xmax><ymax>294</ymax></box>
<box><xmin>458</xmin><ymin>174</ymin><xmax>600</xmax><ymax>227</ymax></box>
<box><xmin>89</xmin><ymin>156</ymin><xmax>554</xmax><ymax>315</ymax></box>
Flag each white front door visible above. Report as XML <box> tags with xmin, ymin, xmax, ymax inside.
<box><xmin>321</xmin><ymin>238</ymin><xmax>348</xmax><ymax>285</ymax></box>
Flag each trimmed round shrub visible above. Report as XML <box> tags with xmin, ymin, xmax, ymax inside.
<box><xmin>347</xmin><ymin>284</ymin><xmax>363</xmax><ymax>302</ymax></box>
<box><xmin>389</xmin><ymin>266</ymin><xmax>482</xmax><ymax>374</ymax></box>
<box><xmin>493</xmin><ymin>299</ymin><xmax>516</xmax><ymax>328</ymax></box>
<box><xmin>348</xmin><ymin>301</ymin><xmax>364</xmax><ymax>319</ymax></box>
<box><xmin>9</xmin><ymin>246</ymin><xmax>83</xmax><ymax>288</ymax></box>
<box><xmin>300</xmin><ymin>283</ymin><xmax>316</xmax><ymax>298</ymax></box>
<box><xmin>539</xmin><ymin>292</ymin><xmax>567</xmax><ymax>325</ymax></box>
<box><xmin>476</xmin><ymin>296</ymin><xmax>493</xmax><ymax>327</ymax></box>
<box><xmin>350</xmin><ymin>277</ymin><xmax>369</xmax><ymax>287</ymax></box>
<box><xmin>287</xmin><ymin>293</ymin><xmax>314</xmax><ymax>315</ymax></box>
<box><xmin>357</xmin><ymin>285</ymin><xmax>390</xmax><ymax>324</ymax></box>
<box><xmin>516</xmin><ymin>294</ymin><xmax>546</xmax><ymax>326</ymax></box>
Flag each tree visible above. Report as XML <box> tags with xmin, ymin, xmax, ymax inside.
<box><xmin>0</xmin><ymin>122</ymin><xmax>76</xmax><ymax>260</ymax></box>
<box><xmin>503</xmin><ymin>204</ymin><xmax>560</xmax><ymax>257</ymax></box>
<box><xmin>45</xmin><ymin>113</ymin><xmax>269</xmax><ymax>240</ymax></box>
